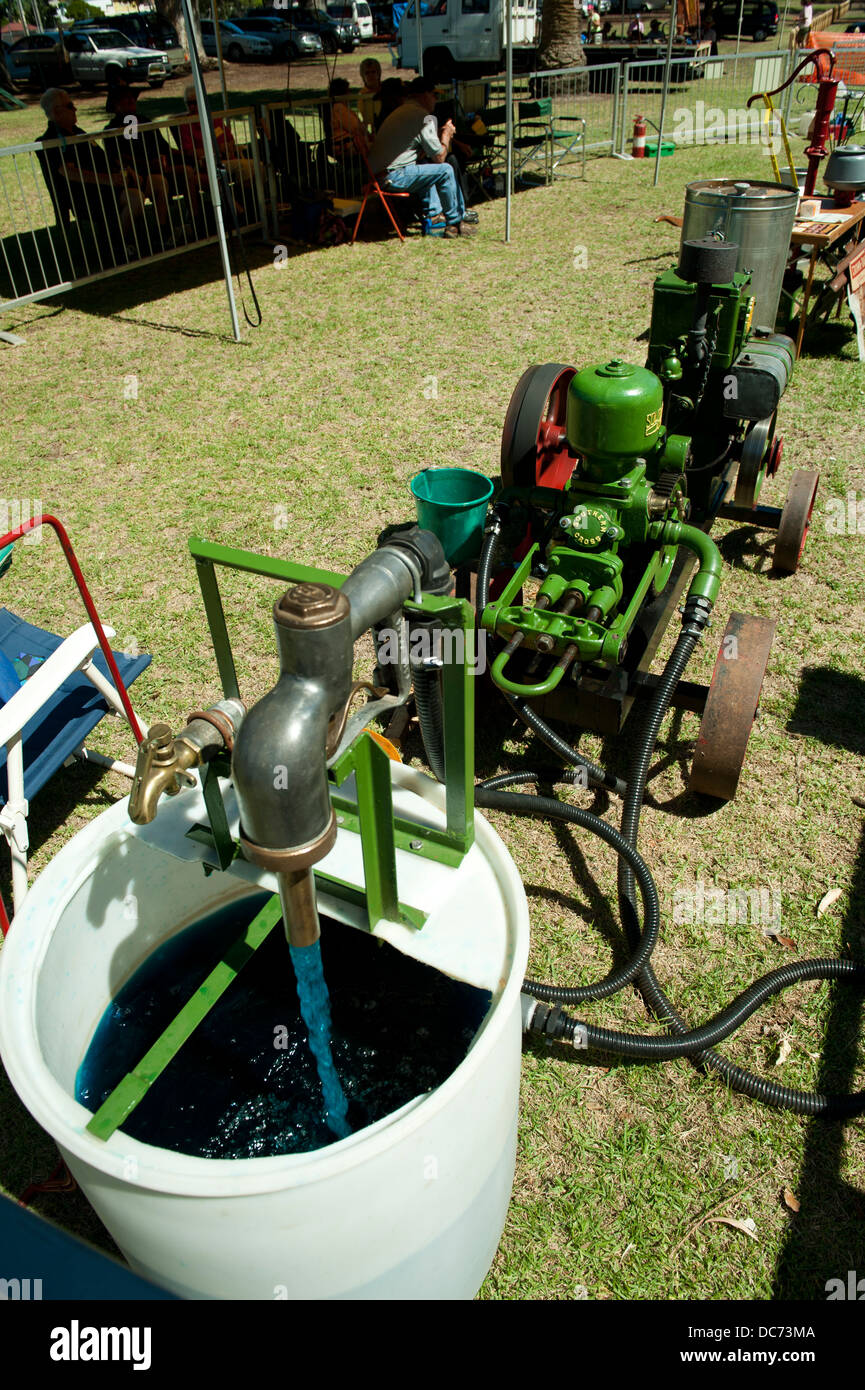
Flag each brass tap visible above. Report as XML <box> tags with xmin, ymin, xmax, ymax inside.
<box><xmin>128</xmin><ymin>723</ymin><xmax>201</xmax><ymax>825</ymax></box>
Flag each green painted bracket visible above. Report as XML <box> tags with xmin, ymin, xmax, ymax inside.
<box><xmin>188</xmin><ymin>536</ymin><xmax>346</xmax><ymax>701</ymax></box>
<box><xmin>85</xmin><ymin>894</ymin><xmax>283</xmax><ymax>1142</ymax></box>
<box><xmin>404</xmin><ymin>593</ymin><xmax>475</xmax><ymax>856</ymax></box>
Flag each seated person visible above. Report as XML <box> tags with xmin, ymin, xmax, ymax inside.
<box><xmin>376</xmin><ymin>77</ymin><xmax>405</xmax><ymax>130</ymax></box>
<box><xmin>177</xmin><ymin>85</ymin><xmax>255</xmax><ymax>205</ymax></box>
<box><xmin>266</xmin><ymin>109</ymin><xmax>331</xmax><ymax>197</ymax></box>
<box><xmin>38</xmin><ymin>87</ymin><xmax>144</xmax><ymax>254</ymax></box>
<box><xmin>367</xmin><ymin>75</ymin><xmax>475</xmax><ymax>238</ymax></box>
<box><xmin>327</xmin><ymin>77</ymin><xmax>369</xmax><ymax>196</ymax></box>
<box><xmin>627</xmin><ymin>15</ymin><xmax>644</xmax><ymax>39</ymax></box>
<box><xmin>601</xmin><ymin>19</ymin><xmax>616</xmax><ymax>40</ymax></box>
<box><xmin>103</xmin><ymin>84</ymin><xmax>202</xmax><ymax>232</ymax></box>
<box><xmin>358</xmin><ymin>56</ymin><xmax>382</xmax><ymax>129</ymax></box>
<box><xmin>647</xmin><ymin>17</ymin><xmax>664</xmax><ymax>41</ymax></box>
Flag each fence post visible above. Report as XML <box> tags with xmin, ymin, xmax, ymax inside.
<box><xmin>619</xmin><ymin>63</ymin><xmax>629</xmax><ymax>155</ymax></box>
<box><xmin>612</xmin><ymin>63</ymin><xmax>621</xmax><ymax>155</ymax></box>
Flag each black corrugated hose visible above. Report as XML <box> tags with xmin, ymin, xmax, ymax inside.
<box><xmin>471</xmin><ymin>508</ymin><xmax>865</xmax><ymax>1117</ymax></box>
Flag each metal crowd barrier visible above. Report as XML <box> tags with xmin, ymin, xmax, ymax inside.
<box><xmin>0</xmin><ymin>108</ymin><xmax>266</xmax><ymax>315</ymax></box>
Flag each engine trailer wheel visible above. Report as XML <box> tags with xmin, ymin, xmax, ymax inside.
<box><xmin>773</xmin><ymin>468</ymin><xmax>819</xmax><ymax>574</ymax></box>
<box><xmin>689</xmin><ymin>611</ymin><xmax>776</xmax><ymax>801</ymax></box>
<box><xmin>500</xmin><ymin>362</ymin><xmax>577</xmax><ymax>492</ymax></box>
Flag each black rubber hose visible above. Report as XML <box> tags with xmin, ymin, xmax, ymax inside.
<box><xmin>617</xmin><ymin>617</ymin><xmax>705</xmax><ymax>943</ymax></box>
<box><xmin>507</xmin><ymin>693</ymin><xmax>626</xmax><ymax>797</ymax></box>
<box><xmin>412</xmin><ymin>660</ymin><xmax>446</xmax><ymax>783</ymax></box>
<box><xmin>604</xmin><ymin>598</ymin><xmax>865</xmax><ymax>1117</ymax></box>
<box><xmin>475</xmin><ymin>786</ymin><xmax>661</xmax><ymax>1003</ymax></box>
<box><xmin>478</xmin><ymin>769</ymin><xmax>590</xmax><ymax>792</ymax></box>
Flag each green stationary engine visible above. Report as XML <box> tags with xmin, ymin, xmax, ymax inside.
<box><xmin>481</xmin><ymin>236</ymin><xmax>808</xmax><ymax>706</ymax></box>
<box><xmin>469</xmin><ymin>235</ymin><xmax>818</xmax><ymax>795</ymax></box>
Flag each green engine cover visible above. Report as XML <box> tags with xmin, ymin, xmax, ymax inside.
<box><xmin>566</xmin><ymin>359</ymin><xmax>664</xmax><ymax>481</ymax></box>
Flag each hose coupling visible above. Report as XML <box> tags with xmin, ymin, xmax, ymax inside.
<box><xmin>484</xmin><ymin>500</ymin><xmax>511</xmax><ymax>537</ymax></box>
<box><xmin>521</xmin><ymin>994</ymin><xmax>570</xmax><ymax>1042</ymax></box>
<box><xmin>680</xmin><ymin>593</ymin><xmax>714</xmax><ymax>639</ymax></box>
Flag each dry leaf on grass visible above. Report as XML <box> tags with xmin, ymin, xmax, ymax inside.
<box><xmin>783</xmin><ymin>1189</ymin><xmax>800</xmax><ymax>1213</ymax></box>
<box><xmin>706</xmin><ymin>1216</ymin><xmax>758</xmax><ymax>1241</ymax></box>
<box><xmin>775</xmin><ymin>1037</ymin><xmax>793</xmax><ymax>1067</ymax></box>
<box><xmin>817</xmin><ymin>888</ymin><xmax>843</xmax><ymax>918</ymax></box>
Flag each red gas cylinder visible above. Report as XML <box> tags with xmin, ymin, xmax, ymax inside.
<box><xmin>632</xmin><ymin>114</ymin><xmax>647</xmax><ymax>158</ymax></box>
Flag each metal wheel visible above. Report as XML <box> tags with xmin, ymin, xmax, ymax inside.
<box><xmin>689</xmin><ymin>611</ymin><xmax>776</xmax><ymax>800</ymax></box>
<box><xmin>733</xmin><ymin>414</ymin><xmax>775</xmax><ymax>510</ymax></box>
<box><xmin>500</xmin><ymin>363</ymin><xmax>577</xmax><ymax>492</ymax></box>
<box><xmin>773</xmin><ymin>468</ymin><xmax>819</xmax><ymax>574</ymax></box>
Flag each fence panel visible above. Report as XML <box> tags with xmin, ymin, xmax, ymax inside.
<box><xmin>0</xmin><ymin>108</ymin><xmax>265</xmax><ymax>315</ymax></box>
<box><xmin>620</xmin><ymin>49</ymin><xmax>797</xmax><ymax>157</ymax></box>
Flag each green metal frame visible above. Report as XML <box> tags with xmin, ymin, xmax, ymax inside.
<box><xmin>187</xmin><ymin>535</ymin><xmax>475</xmax><ymax>910</ymax></box>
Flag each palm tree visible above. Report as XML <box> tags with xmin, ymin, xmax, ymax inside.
<box><xmin>537</xmin><ymin>0</ymin><xmax>587</xmax><ymax>68</ymax></box>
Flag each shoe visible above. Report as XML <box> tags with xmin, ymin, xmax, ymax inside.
<box><xmin>443</xmin><ymin>221</ymin><xmax>477</xmax><ymax>238</ymax></box>
<box><xmin>462</xmin><ymin>210</ymin><xmax>479</xmax><ymax>223</ymax></box>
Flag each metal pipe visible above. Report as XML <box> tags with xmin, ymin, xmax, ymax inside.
<box><xmin>278</xmin><ymin>868</ymin><xmax>321</xmax><ymax>949</ymax></box>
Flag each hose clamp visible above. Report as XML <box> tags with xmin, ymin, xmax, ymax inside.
<box><xmin>572</xmin><ymin>1023</ymin><xmax>589</xmax><ymax>1051</ymax></box>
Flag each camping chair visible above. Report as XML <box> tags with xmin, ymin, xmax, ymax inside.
<box><xmin>0</xmin><ymin>515</ymin><xmax>149</xmax><ymax>919</ymax></box>
<box><xmin>462</xmin><ymin>105</ymin><xmax>509</xmax><ymax>201</ymax></box>
<box><xmin>515</xmin><ymin>99</ymin><xmax>587</xmax><ymax>185</ymax></box>
<box><xmin>351</xmin><ymin>148</ymin><xmax>411</xmax><ymax>244</ymax></box>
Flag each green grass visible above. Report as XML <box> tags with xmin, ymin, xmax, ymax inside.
<box><xmin>0</xmin><ymin>132</ymin><xmax>864</xmax><ymax>1301</ymax></box>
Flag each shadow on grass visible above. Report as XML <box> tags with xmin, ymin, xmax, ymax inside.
<box><xmin>1</xmin><ymin>225</ymin><xmax>280</xmax><ymax>342</ymax></box>
<box><xmin>772</xmin><ymin>666</ymin><xmax>865</xmax><ymax>1300</ymax></box>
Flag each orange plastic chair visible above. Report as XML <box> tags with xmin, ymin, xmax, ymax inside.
<box><xmin>351</xmin><ymin>149</ymin><xmax>410</xmax><ymax>244</ymax></box>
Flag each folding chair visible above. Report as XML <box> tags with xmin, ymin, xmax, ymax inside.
<box><xmin>515</xmin><ymin>99</ymin><xmax>587</xmax><ymax>185</ymax></box>
<box><xmin>462</xmin><ymin>105</ymin><xmax>509</xmax><ymax>200</ymax></box>
<box><xmin>0</xmin><ymin>515</ymin><xmax>149</xmax><ymax>919</ymax></box>
<box><xmin>351</xmin><ymin>148</ymin><xmax>411</xmax><ymax>244</ymax></box>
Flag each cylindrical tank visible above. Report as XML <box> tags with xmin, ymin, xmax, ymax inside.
<box><xmin>0</xmin><ymin>765</ymin><xmax>529</xmax><ymax>1300</ymax></box>
<box><xmin>567</xmin><ymin>359</ymin><xmax>664</xmax><ymax>482</ymax></box>
<box><xmin>680</xmin><ymin>179</ymin><xmax>799</xmax><ymax>330</ymax></box>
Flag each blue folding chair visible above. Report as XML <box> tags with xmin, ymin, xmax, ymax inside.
<box><xmin>0</xmin><ymin>609</ymin><xmax>150</xmax><ymax>913</ymax></box>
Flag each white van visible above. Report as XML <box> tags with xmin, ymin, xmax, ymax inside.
<box><xmin>326</xmin><ymin>1</ymin><xmax>374</xmax><ymax>39</ymax></box>
<box><xmin>397</xmin><ymin>0</ymin><xmax>538</xmax><ymax>79</ymax></box>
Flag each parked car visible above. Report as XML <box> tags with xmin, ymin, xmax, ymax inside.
<box><xmin>713</xmin><ymin>0</ymin><xmax>778</xmax><ymax>41</ymax></box>
<box><xmin>325</xmin><ymin>2</ymin><xmax>374</xmax><ymax>40</ymax></box>
<box><xmin>200</xmin><ymin>19</ymin><xmax>274</xmax><ymax>61</ymax></box>
<box><xmin>72</xmin><ymin>15</ymin><xmax>187</xmax><ymax>74</ymax></box>
<box><xmin>232</xmin><ymin>15</ymin><xmax>323</xmax><ymax>59</ymax></box>
<box><xmin>274</xmin><ymin>6</ymin><xmax>360</xmax><ymax>53</ymax></box>
<box><xmin>1</xmin><ymin>35</ymin><xmax>29</xmax><ymax>84</ymax></box>
<box><xmin>63</xmin><ymin>28</ymin><xmax>170</xmax><ymax>86</ymax></box>
<box><xmin>9</xmin><ymin>28</ymin><xmax>169</xmax><ymax>87</ymax></box>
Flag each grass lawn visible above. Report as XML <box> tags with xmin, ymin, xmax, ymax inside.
<box><xmin>0</xmin><ymin>131</ymin><xmax>864</xmax><ymax>1301</ymax></box>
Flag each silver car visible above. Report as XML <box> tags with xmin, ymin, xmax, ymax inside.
<box><xmin>63</xmin><ymin>28</ymin><xmax>169</xmax><ymax>87</ymax></box>
<box><xmin>200</xmin><ymin>19</ymin><xmax>274</xmax><ymax>61</ymax></box>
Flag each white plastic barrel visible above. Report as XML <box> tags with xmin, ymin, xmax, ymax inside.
<box><xmin>0</xmin><ymin>765</ymin><xmax>529</xmax><ymax>1300</ymax></box>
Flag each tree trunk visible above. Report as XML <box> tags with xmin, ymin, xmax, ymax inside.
<box><xmin>156</xmin><ymin>0</ymin><xmax>206</xmax><ymax>64</ymax></box>
<box><xmin>537</xmin><ymin>0</ymin><xmax>587</xmax><ymax>69</ymax></box>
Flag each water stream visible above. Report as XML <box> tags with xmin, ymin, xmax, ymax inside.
<box><xmin>289</xmin><ymin>941</ymin><xmax>351</xmax><ymax>1140</ymax></box>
